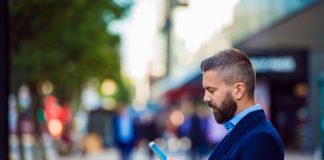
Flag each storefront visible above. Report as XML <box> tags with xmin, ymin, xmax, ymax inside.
<box><xmin>244</xmin><ymin>49</ymin><xmax>308</xmax><ymax>150</ymax></box>
<box><xmin>235</xmin><ymin>0</ymin><xmax>324</xmax><ymax>152</ymax></box>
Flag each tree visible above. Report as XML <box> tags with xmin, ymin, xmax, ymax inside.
<box><xmin>9</xmin><ymin>0</ymin><xmax>133</xmax><ymax>158</ymax></box>
<box><xmin>10</xmin><ymin>0</ymin><xmax>132</xmax><ymax>104</ymax></box>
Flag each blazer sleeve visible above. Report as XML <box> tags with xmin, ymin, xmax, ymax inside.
<box><xmin>240</xmin><ymin>133</ymin><xmax>284</xmax><ymax>160</ymax></box>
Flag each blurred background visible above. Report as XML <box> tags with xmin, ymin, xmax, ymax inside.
<box><xmin>1</xmin><ymin>0</ymin><xmax>324</xmax><ymax>159</ymax></box>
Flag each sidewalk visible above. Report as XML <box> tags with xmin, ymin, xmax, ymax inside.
<box><xmin>285</xmin><ymin>150</ymin><xmax>314</xmax><ymax>160</ymax></box>
<box><xmin>58</xmin><ymin>148</ymin><xmax>317</xmax><ymax>160</ymax></box>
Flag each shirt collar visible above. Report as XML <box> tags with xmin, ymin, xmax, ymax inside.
<box><xmin>223</xmin><ymin>104</ymin><xmax>262</xmax><ymax>131</ymax></box>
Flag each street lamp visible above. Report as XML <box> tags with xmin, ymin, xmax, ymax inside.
<box><xmin>164</xmin><ymin>0</ymin><xmax>188</xmax><ymax>77</ymax></box>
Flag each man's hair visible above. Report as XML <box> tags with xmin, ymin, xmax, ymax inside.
<box><xmin>200</xmin><ymin>48</ymin><xmax>256</xmax><ymax>97</ymax></box>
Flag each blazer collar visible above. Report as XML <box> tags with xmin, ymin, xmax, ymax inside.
<box><xmin>211</xmin><ymin>110</ymin><xmax>266</xmax><ymax>160</ymax></box>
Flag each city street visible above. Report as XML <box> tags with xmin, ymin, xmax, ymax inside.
<box><xmin>4</xmin><ymin>0</ymin><xmax>324</xmax><ymax>160</ymax></box>
<box><xmin>58</xmin><ymin>147</ymin><xmax>317</xmax><ymax>160</ymax></box>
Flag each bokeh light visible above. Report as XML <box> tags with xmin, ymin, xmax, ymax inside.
<box><xmin>101</xmin><ymin>79</ymin><xmax>118</xmax><ymax>96</ymax></box>
<box><xmin>41</xmin><ymin>81</ymin><xmax>54</xmax><ymax>95</ymax></box>
<box><xmin>48</xmin><ymin>119</ymin><xmax>63</xmax><ymax>139</ymax></box>
<box><xmin>170</xmin><ymin>110</ymin><xmax>185</xmax><ymax>127</ymax></box>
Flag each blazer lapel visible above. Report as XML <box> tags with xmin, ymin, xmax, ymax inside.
<box><xmin>213</xmin><ymin>110</ymin><xmax>266</xmax><ymax>160</ymax></box>
<box><xmin>208</xmin><ymin>132</ymin><xmax>230</xmax><ymax>160</ymax></box>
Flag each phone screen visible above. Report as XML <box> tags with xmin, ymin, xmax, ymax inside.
<box><xmin>148</xmin><ymin>141</ymin><xmax>168</xmax><ymax>160</ymax></box>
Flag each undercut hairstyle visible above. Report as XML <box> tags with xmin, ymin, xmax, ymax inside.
<box><xmin>200</xmin><ymin>48</ymin><xmax>256</xmax><ymax>97</ymax></box>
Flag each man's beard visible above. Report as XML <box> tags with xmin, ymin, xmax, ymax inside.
<box><xmin>208</xmin><ymin>92</ymin><xmax>237</xmax><ymax>124</ymax></box>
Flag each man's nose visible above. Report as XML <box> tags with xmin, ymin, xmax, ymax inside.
<box><xmin>203</xmin><ymin>94</ymin><xmax>210</xmax><ymax>102</ymax></box>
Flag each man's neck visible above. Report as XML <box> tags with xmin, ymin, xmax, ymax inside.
<box><xmin>235</xmin><ymin>98</ymin><xmax>256</xmax><ymax>116</ymax></box>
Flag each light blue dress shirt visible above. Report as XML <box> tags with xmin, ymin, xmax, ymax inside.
<box><xmin>223</xmin><ymin>104</ymin><xmax>262</xmax><ymax>132</ymax></box>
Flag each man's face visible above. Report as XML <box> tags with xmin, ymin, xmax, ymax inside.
<box><xmin>202</xmin><ymin>70</ymin><xmax>237</xmax><ymax>124</ymax></box>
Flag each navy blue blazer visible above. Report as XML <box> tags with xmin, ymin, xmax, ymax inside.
<box><xmin>208</xmin><ymin>110</ymin><xmax>284</xmax><ymax>160</ymax></box>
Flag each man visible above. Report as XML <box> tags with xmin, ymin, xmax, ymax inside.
<box><xmin>200</xmin><ymin>48</ymin><xmax>284</xmax><ymax>160</ymax></box>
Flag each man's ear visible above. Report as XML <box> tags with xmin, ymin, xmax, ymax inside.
<box><xmin>232</xmin><ymin>82</ymin><xmax>245</xmax><ymax>100</ymax></box>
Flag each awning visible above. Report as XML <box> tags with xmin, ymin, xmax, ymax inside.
<box><xmin>152</xmin><ymin>67</ymin><xmax>203</xmax><ymax>103</ymax></box>
<box><xmin>236</xmin><ymin>0</ymin><xmax>324</xmax><ymax>49</ymax></box>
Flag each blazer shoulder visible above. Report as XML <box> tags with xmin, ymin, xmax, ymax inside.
<box><xmin>239</xmin><ymin>132</ymin><xmax>285</xmax><ymax>159</ymax></box>
<box><xmin>244</xmin><ymin>131</ymin><xmax>281</xmax><ymax>144</ymax></box>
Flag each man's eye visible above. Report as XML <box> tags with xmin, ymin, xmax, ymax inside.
<box><xmin>208</xmin><ymin>90</ymin><xmax>214</xmax><ymax>93</ymax></box>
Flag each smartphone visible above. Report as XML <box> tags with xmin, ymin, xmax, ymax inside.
<box><xmin>148</xmin><ymin>141</ymin><xmax>168</xmax><ymax>160</ymax></box>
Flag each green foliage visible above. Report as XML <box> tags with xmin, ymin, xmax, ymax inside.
<box><xmin>10</xmin><ymin>0</ymin><xmax>133</xmax><ymax>104</ymax></box>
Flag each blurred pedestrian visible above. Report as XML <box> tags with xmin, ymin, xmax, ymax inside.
<box><xmin>114</xmin><ymin>103</ymin><xmax>136</xmax><ymax>160</ymax></box>
<box><xmin>187</xmin><ymin>105</ymin><xmax>207</xmax><ymax>160</ymax></box>
<box><xmin>141</xmin><ymin>119</ymin><xmax>158</xmax><ymax>144</ymax></box>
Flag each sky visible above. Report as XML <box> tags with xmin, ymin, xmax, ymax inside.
<box><xmin>173</xmin><ymin>0</ymin><xmax>238</xmax><ymax>53</ymax></box>
<box><xmin>112</xmin><ymin>0</ymin><xmax>238</xmax><ymax>79</ymax></box>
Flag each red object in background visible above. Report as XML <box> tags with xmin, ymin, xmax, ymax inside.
<box><xmin>44</xmin><ymin>95</ymin><xmax>62</xmax><ymax>121</ymax></box>
<box><xmin>43</xmin><ymin>95</ymin><xmax>71</xmax><ymax>138</ymax></box>
<box><xmin>44</xmin><ymin>95</ymin><xmax>71</xmax><ymax>123</ymax></box>
<box><xmin>163</xmin><ymin>84</ymin><xmax>203</xmax><ymax>104</ymax></box>
<box><xmin>61</xmin><ymin>103</ymin><xmax>72</xmax><ymax>124</ymax></box>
